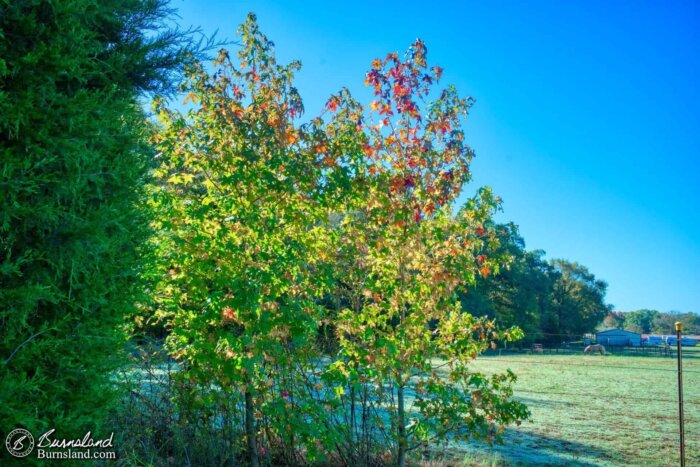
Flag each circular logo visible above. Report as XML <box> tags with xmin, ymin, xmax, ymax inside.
<box><xmin>5</xmin><ymin>428</ymin><xmax>34</xmax><ymax>458</ymax></box>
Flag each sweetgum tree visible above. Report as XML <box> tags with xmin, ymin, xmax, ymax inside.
<box><xmin>323</xmin><ymin>42</ymin><xmax>529</xmax><ymax>465</ymax></box>
<box><xmin>150</xmin><ymin>15</ymin><xmax>361</xmax><ymax>465</ymax></box>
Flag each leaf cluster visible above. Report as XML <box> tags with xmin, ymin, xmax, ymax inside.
<box><xmin>149</xmin><ymin>15</ymin><xmax>529</xmax><ymax>465</ymax></box>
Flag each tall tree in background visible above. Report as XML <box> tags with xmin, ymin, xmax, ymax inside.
<box><xmin>601</xmin><ymin>311</ymin><xmax>626</xmax><ymax>330</ymax></box>
<box><xmin>547</xmin><ymin>259</ymin><xmax>611</xmax><ymax>341</ymax></box>
<box><xmin>459</xmin><ymin>227</ymin><xmax>613</xmax><ymax>344</ymax></box>
<box><xmin>623</xmin><ymin>309</ymin><xmax>659</xmax><ymax>334</ymax></box>
<box><xmin>458</xmin><ymin>223</ymin><xmax>555</xmax><ymax>344</ymax></box>
<box><xmin>0</xmin><ymin>0</ymin><xmax>204</xmax><ymax>439</ymax></box>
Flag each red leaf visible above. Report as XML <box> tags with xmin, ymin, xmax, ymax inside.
<box><xmin>326</xmin><ymin>96</ymin><xmax>339</xmax><ymax>112</ymax></box>
<box><xmin>221</xmin><ymin>307</ymin><xmax>236</xmax><ymax>321</ymax></box>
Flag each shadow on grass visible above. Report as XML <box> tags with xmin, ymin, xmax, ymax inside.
<box><xmin>454</xmin><ymin>426</ymin><xmax>614</xmax><ymax>466</ymax></box>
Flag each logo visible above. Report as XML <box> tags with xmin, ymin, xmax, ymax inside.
<box><xmin>5</xmin><ymin>428</ymin><xmax>35</xmax><ymax>458</ymax></box>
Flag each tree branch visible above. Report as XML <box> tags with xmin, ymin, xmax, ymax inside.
<box><xmin>3</xmin><ymin>328</ymin><xmax>54</xmax><ymax>366</ymax></box>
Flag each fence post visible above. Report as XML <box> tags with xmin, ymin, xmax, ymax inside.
<box><xmin>675</xmin><ymin>322</ymin><xmax>685</xmax><ymax>467</ymax></box>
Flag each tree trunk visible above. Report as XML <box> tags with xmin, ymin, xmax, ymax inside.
<box><xmin>397</xmin><ymin>240</ymin><xmax>408</xmax><ymax>467</ymax></box>
<box><xmin>350</xmin><ymin>385</ymin><xmax>356</xmax><ymax>440</ymax></box>
<box><xmin>245</xmin><ymin>389</ymin><xmax>260</xmax><ymax>467</ymax></box>
<box><xmin>397</xmin><ymin>383</ymin><xmax>406</xmax><ymax>467</ymax></box>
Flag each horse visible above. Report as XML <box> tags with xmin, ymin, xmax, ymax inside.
<box><xmin>584</xmin><ymin>344</ymin><xmax>606</xmax><ymax>355</ymax></box>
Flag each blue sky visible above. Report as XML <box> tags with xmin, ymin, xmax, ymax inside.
<box><xmin>172</xmin><ymin>0</ymin><xmax>699</xmax><ymax>313</ymax></box>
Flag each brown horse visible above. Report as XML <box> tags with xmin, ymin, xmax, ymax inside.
<box><xmin>584</xmin><ymin>344</ymin><xmax>606</xmax><ymax>355</ymax></box>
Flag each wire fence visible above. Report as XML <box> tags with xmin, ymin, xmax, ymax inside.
<box><xmin>492</xmin><ymin>344</ymin><xmax>700</xmax><ymax>359</ymax></box>
<box><xmin>459</xmin><ymin>350</ymin><xmax>698</xmax><ymax>465</ymax></box>
<box><xmin>475</xmin><ymin>356</ymin><xmax>700</xmax><ymax>374</ymax></box>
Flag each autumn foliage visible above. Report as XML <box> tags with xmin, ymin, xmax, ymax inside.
<box><xmin>148</xmin><ymin>13</ymin><xmax>528</xmax><ymax>466</ymax></box>
<box><xmin>322</xmin><ymin>38</ymin><xmax>528</xmax><ymax>466</ymax></box>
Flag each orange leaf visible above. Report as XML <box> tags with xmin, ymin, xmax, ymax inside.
<box><xmin>284</xmin><ymin>131</ymin><xmax>297</xmax><ymax>146</ymax></box>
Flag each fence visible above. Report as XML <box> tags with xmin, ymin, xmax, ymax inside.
<box><xmin>486</xmin><ymin>343</ymin><xmax>700</xmax><ymax>359</ymax></box>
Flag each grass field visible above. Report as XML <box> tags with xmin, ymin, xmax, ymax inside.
<box><xmin>123</xmin><ymin>346</ymin><xmax>699</xmax><ymax>465</ymax></box>
<box><xmin>445</xmin><ymin>352</ymin><xmax>700</xmax><ymax>466</ymax></box>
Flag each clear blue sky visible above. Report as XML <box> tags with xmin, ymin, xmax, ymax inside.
<box><xmin>172</xmin><ymin>0</ymin><xmax>699</xmax><ymax>313</ymax></box>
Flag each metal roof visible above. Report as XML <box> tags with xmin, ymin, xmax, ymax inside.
<box><xmin>596</xmin><ymin>328</ymin><xmax>641</xmax><ymax>336</ymax></box>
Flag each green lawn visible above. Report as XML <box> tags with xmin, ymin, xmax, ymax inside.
<box><xmin>449</xmin><ymin>352</ymin><xmax>700</xmax><ymax>466</ymax></box>
<box><xmin>122</xmin><ymin>347</ymin><xmax>698</xmax><ymax>465</ymax></box>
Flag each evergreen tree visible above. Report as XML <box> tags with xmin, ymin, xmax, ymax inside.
<box><xmin>0</xmin><ymin>0</ymin><xmax>205</xmax><ymax>441</ymax></box>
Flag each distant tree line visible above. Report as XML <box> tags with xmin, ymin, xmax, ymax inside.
<box><xmin>602</xmin><ymin>309</ymin><xmax>700</xmax><ymax>335</ymax></box>
<box><xmin>458</xmin><ymin>222</ymin><xmax>613</xmax><ymax>345</ymax></box>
